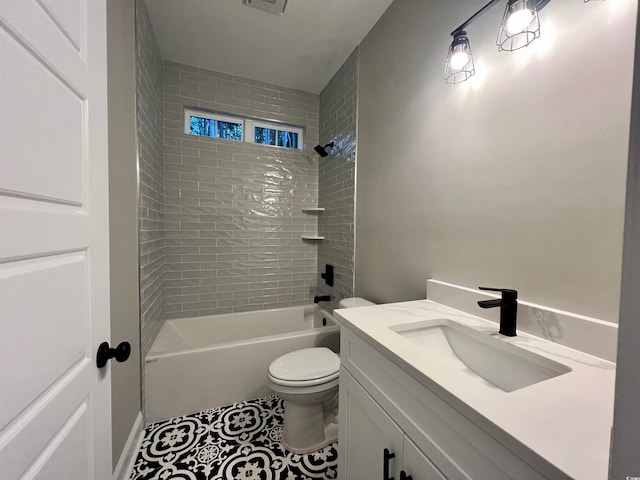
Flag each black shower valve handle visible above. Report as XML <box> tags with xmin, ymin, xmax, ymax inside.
<box><xmin>321</xmin><ymin>264</ymin><xmax>334</xmax><ymax>287</ymax></box>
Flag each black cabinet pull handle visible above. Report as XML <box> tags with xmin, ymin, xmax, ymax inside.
<box><xmin>383</xmin><ymin>448</ymin><xmax>396</xmax><ymax>480</ymax></box>
<box><xmin>400</xmin><ymin>471</ymin><xmax>412</xmax><ymax>480</ymax></box>
<box><xmin>96</xmin><ymin>341</ymin><xmax>131</xmax><ymax>368</ymax></box>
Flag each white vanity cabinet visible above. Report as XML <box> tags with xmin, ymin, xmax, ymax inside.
<box><xmin>337</xmin><ymin>327</ymin><xmax>567</xmax><ymax>480</ymax></box>
<box><xmin>339</xmin><ymin>367</ymin><xmax>446</xmax><ymax>480</ymax></box>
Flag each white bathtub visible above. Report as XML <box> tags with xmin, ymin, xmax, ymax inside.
<box><xmin>145</xmin><ymin>305</ymin><xmax>340</xmax><ymax>423</ymax></box>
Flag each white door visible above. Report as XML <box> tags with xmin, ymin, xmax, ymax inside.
<box><xmin>0</xmin><ymin>0</ymin><xmax>111</xmax><ymax>479</ymax></box>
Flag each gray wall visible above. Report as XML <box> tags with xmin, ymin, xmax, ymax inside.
<box><xmin>611</xmin><ymin>5</ymin><xmax>640</xmax><ymax>477</ymax></box>
<box><xmin>107</xmin><ymin>0</ymin><xmax>141</xmax><ymax>468</ymax></box>
<box><xmin>355</xmin><ymin>0</ymin><xmax>635</xmax><ymax>322</ymax></box>
<box><xmin>136</xmin><ymin>0</ymin><xmax>165</xmax><ymax>355</ymax></box>
<box><xmin>317</xmin><ymin>48</ymin><xmax>359</xmax><ymax>311</ymax></box>
<box><xmin>162</xmin><ymin>61</ymin><xmax>321</xmax><ymax>317</ymax></box>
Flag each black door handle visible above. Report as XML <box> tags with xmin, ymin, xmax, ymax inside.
<box><xmin>383</xmin><ymin>448</ymin><xmax>396</xmax><ymax>480</ymax></box>
<box><xmin>96</xmin><ymin>341</ymin><xmax>131</xmax><ymax>368</ymax></box>
<box><xmin>400</xmin><ymin>471</ymin><xmax>412</xmax><ymax>480</ymax></box>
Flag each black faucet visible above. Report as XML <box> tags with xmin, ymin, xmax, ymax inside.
<box><xmin>314</xmin><ymin>295</ymin><xmax>331</xmax><ymax>304</ymax></box>
<box><xmin>477</xmin><ymin>287</ymin><xmax>518</xmax><ymax>337</ymax></box>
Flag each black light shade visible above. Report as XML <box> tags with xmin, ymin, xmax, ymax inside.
<box><xmin>314</xmin><ymin>142</ymin><xmax>334</xmax><ymax>158</ymax></box>
<box><xmin>497</xmin><ymin>0</ymin><xmax>541</xmax><ymax>52</ymax></box>
<box><xmin>443</xmin><ymin>31</ymin><xmax>475</xmax><ymax>84</ymax></box>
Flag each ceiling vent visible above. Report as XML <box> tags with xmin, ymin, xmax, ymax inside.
<box><xmin>244</xmin><ymin>0</ymin><xmax>288</xmax><ymax>16</ymax></box>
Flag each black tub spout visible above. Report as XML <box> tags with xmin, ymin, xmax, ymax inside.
<box><xmin>314</xmin><ymin>295</ymin><xmax>331</xmax><ymax>304</ymax></box>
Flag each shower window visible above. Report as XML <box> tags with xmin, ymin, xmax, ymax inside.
<box><xmin>184</xmin><ymin>109</ymin><xmax>244</xmax><ymax>141</ymax></box>
<box><xmin>184</xmin><ymin>108</ymin><xmax>304</xmax><ymax>150</ymax></box>
<box><xmin>254</xmin><ymin>126</ymin><xmax>277</xmax><ymax>146</ymax></box>
<box><xmin>246</xmin><ymin>120</ymin><xmax>302</xmax><ymax>150</ymax></box>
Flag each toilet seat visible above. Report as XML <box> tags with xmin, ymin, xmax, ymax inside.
<box><xmin>268</xmin><ymin>347</ymin><xmax>339</xmax><ymax>387</ymax></box>
<box><xmin>268</xmin><ymin>371</ymin><xmax>339</xmax><ymax>388</ymax></box>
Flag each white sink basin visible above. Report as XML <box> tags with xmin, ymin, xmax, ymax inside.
<box><xmin>390</xmin><ymin>319</ymin><xmax>571</xmax><ymax>392</ymax></box>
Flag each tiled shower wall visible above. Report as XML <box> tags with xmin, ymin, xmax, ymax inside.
<box><xmin>317</xmin><ymin>48</ymin><xmax>359</xmax><ymax>311</ymax></box>
<box><xmin>162</xmin><ymin>61</ymin><xmax>321</xmax><ymax>318</ymax></box>
<box><xmin>136</xmin><ymin>0</ymin><xmax>165</xmax><ymax>356</ymax></box>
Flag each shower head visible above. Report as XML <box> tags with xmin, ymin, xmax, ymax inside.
<box><xmin>314</xmin><ymin>142</ymin><xmax>335</xmax><ymax>158</ymax></box>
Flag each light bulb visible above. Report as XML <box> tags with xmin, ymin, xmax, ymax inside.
<box><xmin>449</xmin><ymin>51</ymin><xmax>470</xmax><ymax>70</ymax></box>
<box><xmin>506</xmin><ymin>8</ymin><xmax>534</xmax><ymax>34</ymax></box>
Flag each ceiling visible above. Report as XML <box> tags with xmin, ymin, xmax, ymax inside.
<box><xmin>144</xmin><ymin>0</ymin><xmax>394</xmax><ymax>94</ymax></box>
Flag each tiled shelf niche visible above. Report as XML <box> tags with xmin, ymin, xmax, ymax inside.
<box><xmin>301</xmin><ymin>207</ymin><xmax>324</xmax><ymax>240</ymax></box>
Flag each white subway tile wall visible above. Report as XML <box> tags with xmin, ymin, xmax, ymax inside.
<box><xmin>162</xmin><ymin>60</ymin><xmax>321</xmax><ymax>318</ymax></box>
<box><xmin>137</xmin><ymin>0</ymin><xmax>165</xmax><ymax>358</ymax></box>
<box><xmin>317</xmin><ymin>48</ymin><xmax>359</xmax><ymax>311</ymax></box>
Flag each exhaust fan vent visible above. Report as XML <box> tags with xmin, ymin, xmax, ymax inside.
<box><xmin>245</xmin><ymin>0</ymin><xmax>288</xmax><ymax>16</ymax></box>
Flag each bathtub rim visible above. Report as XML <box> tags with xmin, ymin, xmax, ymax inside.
<box><xmin>146</xmin><ymin>305</ymin><xmax>338</xmax><ymax>361</ymax></box>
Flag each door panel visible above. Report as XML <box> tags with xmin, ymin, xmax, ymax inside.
<box><xmin>0</xmin><ymin>365</ymin><xmax>93</xmax><ymax>479</ymax></box>
<box><xmin>0</xmin><ymin>26</ymin><xmax>84</xmax><ymax>203</ymax></box>
<box><xmin>0</xmin><ymin>0</ymin><xmax>87</xmax><ymax>78</ymax></box>
<box><xmin>27</xmin><ymin>402</ymin><xmax>90</xmax><ymax>480</ymax></box>
<box><xmin>36</xmin><ymin>0</ymin><xmax>84</xmax><ymax>53</ymax></box>
<box><xmin>0</xmin><ymin>252</ymin><xmax>87</xmax><ymax>428</ymax></box>
<box><xmin>0</xmin><ymin>0</ymin><xmax>111</xmax><ymax>478</ymax></box>
<box><xmin>0</xmin><ymin>199</ymin><xmax>88</xmax><ymax>259</ymax></box>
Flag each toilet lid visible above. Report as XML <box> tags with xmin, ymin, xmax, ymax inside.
<box><xmin>268</xmin><ymin>347</ymin><xmax>340</xmax><ymax>383</ymax></box>
<box><xmin>338</xmin><ymin>297</ymin><xmax>375</xmax><ymax>308</ymax></box>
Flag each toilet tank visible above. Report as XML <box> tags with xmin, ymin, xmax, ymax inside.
<box><xmin>338</xmin><ymin>297</ymin><xmax>375</xmax><ymax>308</ymax></box>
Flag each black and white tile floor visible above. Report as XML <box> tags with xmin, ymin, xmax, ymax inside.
<box><xmin>130</xmin><ymin>395</ymin><xmax>338</xmax><ymax>480</ymax></box>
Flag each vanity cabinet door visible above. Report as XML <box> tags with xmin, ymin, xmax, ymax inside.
<box><xmin>339</xmin><ymin>368</ymin><xmax>404</xmax><ymax>480</ymax></box>
<box><xmin>403</xmin><ymin>436</ymin><xmax>448</xmax><ymax>480</ymax></box>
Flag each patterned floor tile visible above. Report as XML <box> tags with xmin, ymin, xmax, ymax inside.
<box><xmin>130</xmin><ymin>395</ymin><xmax>338</xmax><ymax>480</ymax></box>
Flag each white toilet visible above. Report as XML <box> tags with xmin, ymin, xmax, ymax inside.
<box><xmin>267</xmin><ymin>297</ymin><xmax>375</xmax><ymax>453</ymax></box>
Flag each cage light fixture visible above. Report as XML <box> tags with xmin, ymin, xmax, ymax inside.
<box><xmin>443</xmin><ymin>31</ymin><xmax>475</xmax><ymax>84</ymax></box>
<box><xmin>443</xmin><ymin>0</ymin><xmax>599</xmax><ymax>84</ymax></box>
<box><xmin>497</xmin><ymin>0</ymin><xmax>541</xmax><ymax>51</ymax></box>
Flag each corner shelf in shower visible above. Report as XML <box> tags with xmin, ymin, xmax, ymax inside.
<box><xmin>302</xmin><ymin>207</ymin><xmax>325</xmax><ymax>213</ymax></box>
<box><xmin>301</xmin><ymin>235</ymin><xmax>325</xmax><ymax>241</ymax></box>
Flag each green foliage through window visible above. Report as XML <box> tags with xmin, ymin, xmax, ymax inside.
<box><xmin>277</xmin><ymin>131</ymin><xmax>298</xmax><ymax>149</ymax></box>
<box><xmin>218</xmin><ymin>121</ymin><xmax>243</xmax><ymax>141</ymax></box>
<box><xmin>185</xmin><ymin>109</ymin><xmax>303</xmax><ymax>150</ymax></box>
<box><xmin>255</xmin><ymin>127</ymin><xmax>277</xmax><ymax>146</ymax></box>
<box><xmin>255</xmin><ymin>126</ymin><xmax>299</xmax><ymax>149</ymax></box>
<box><xmin>190</xmin><ymin>116</ymin><xmax>214</xmax><ymax>137</ymax></box>
<box><xmin>189</xmin><ymin>115</ymin><xmax>242</xmax><ymax>141</ymax></box>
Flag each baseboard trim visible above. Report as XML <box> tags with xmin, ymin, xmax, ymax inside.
<box><xmin>113</xmin><ymin>412</ymin><xmax>144</xmax><ymax>480</ymax></box>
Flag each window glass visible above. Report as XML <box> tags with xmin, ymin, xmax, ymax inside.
<box><xmin>184</xmin><ymin>108</ymin><xmax>303</xmax><ymax>150</ymax></box>
<box><xmin>277</xmin><ymin>131</ymin><xmax>299</xmax><ymax>149</ymax></box>
<box><xmin>190</xmin><ymin>116</ymin><xmax>215</xmax><ymax>137</ymax></box>
<box><xmin>218</xmin><ymin>120</ymin><xmax>243</xmax><ymax>141</ymax></box>
<box><xmin>255</xmin><ymin>127</ymin><xmax>277</xmax><ymax>146</ymax></box>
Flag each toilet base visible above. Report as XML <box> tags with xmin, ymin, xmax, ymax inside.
<box><xmin>280</xmin><ymin>396</ymin><xmax>339</xmax><ymax>454</ymax></box>
<box><xmin>282</xmin><ymin>420</ymin><xmax>338</xmax><ymax>454</ymax></box>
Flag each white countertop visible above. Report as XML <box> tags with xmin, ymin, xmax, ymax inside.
<box><xmin>334</xmin><ymin>299</ymin><xmax>616</xmax><ymax>480</ymax></box>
